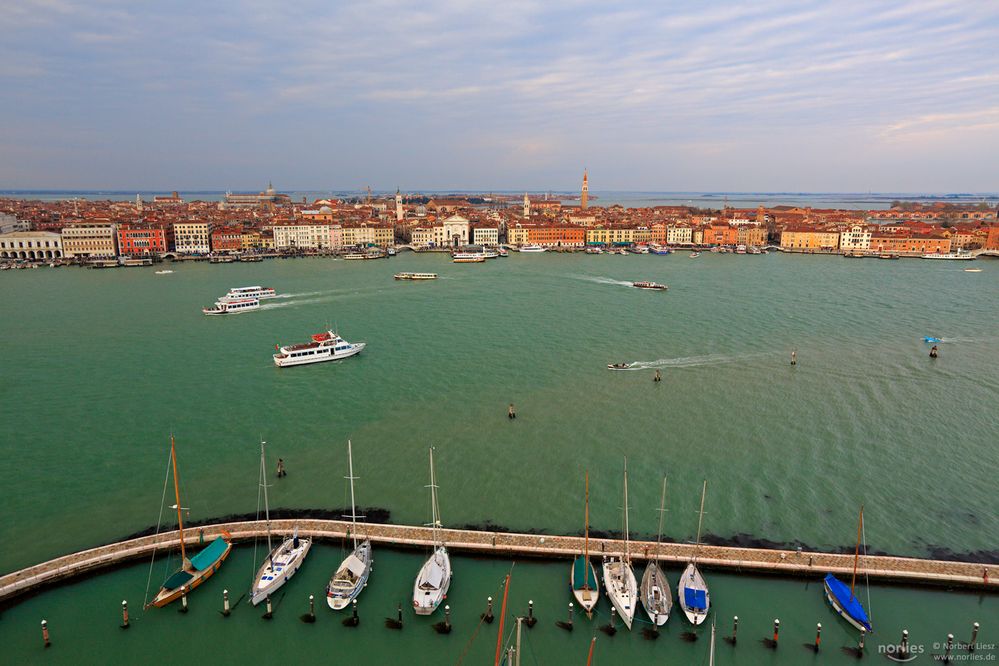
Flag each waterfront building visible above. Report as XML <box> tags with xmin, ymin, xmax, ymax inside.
<box><xmin>173</xmin><ymin>221</ymin><xmax>211</xmax><ymax>254</ymax></box>
<box><xmin>241</xmin><ymin>229</ymin><xmax>263</xmax><ymax>250</ymax></box>
<box><xmin>223</xmin><ymin>182</ymin><xmax>290</xmax><ymax>209</ymax></box>
<box><xmin>780</xmin><ymin>227</ymin><xmax>841</xmax><ymax>251</ymax></box>
<box><xmin>0</xmin><ymin>230</ymin><xmax>63</xmax><ymax>259</ymax></box>
<box><xmin>586</xmin><ymin>226</ymin><xmax>635</xmax><ymax>246</ymax></box>
<box><xmin>117</xmin><ymin>224</ymin><xmax>172</xmax><ymax>256</ymax></box>
<box><xmin>153</xmin><ymin>191</ymin><xmax>184</xmax><ymax>205</ymax></box>
<box><xmin>429</xmin><ymin>215</ymin><xmax>469</xmax><ymax>248</ymax></box>
<box><xmin>691</xmin><ymin>228</ymin><xmax>704</xmax><ymax>244</ymax></box>
<box><xmin>702</xmin><ymin>223</ymin><xmax>739</xmax><ymax>246</ymax></box>
<box><xmin>273</xmin><ymin>223</ymin><xmax>334</xmax><ymax>250</ymax></box>
<box><xmin>61</xmin><ymin>222</ymin><xmax>118</xmax><ymax>258</ymax></box>
<box><xmin>666</xmin><ymin>224</ymin><xmax>693</xmax><ymax>245</ymax></box>
<box><xmin>839</xmin><ymin>224</ymin><xmax>872</xmax><ymax>252</ymax></box>
<box><xmin>471</xmin><ymin>225</ymin><xmax>499</xmax><ymax>246</ymax></box>
<box><xmin>736</xmin><ymin>225</ymin><xmax>768</xmax><ymax>247</ymax></box>
<box><xmin>341</xmin><ymin>223</ymin><xmax>394</xmax><ymax>247</ymax></box>
<box><xmin>869</xmin><ymin>233</ymin><xmax>951</xmax><ymax>255</ymax></box>
<box><xmin>986</xmin><ymin>225</ymin><xmax>999</xmax><ymax>251</ymax></box>
<box><xmin>527</xmin><ymin>225</ymin><xmax>585</xmax><ymax>247</ymax></box>
<box><xmin>410</xmin><ymin>227</ymin><xmax>434</xmax><ymax>247</ymax></box>
<box><xmin>581</xmin><ymin>169</ymin><xmax>588</xmax><ymax>209</ymax></box>
<box><xmin>507</xmin><ymin>224</ymin><xmax>531</xmax><ymax>246</ymax></box>
<box><xmin>210</xmin><ymin>226</ymin><xmax>243</xmax><ymax>253</ymax></box>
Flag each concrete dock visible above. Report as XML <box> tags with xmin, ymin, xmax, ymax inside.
<box><xmin>0</xmin><ymin>519</ymin><xmax>994</xmax><ymax>605</ymax></box>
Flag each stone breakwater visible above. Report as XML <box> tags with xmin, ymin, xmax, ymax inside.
<box><xmin>1</xmin><ymin>519</ymin><xmax>995</xmax><ymax>605</ymax></box>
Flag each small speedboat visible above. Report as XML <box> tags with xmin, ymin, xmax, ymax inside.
<box><xmin>923</xmin><ymin>336</ymin><xmax>942</xmax><ymax>343</ymax></box>
<box><xmin>633</xmin><ymin>281</ymin><xmax>667</xmax><ymax>291</ymax></box>
<box><xmin>689</xmin><ymin>252</ymin><xmax>700</xmax><ymax>258</ymax></box>
<box><xmin>607</xmin><ymin>363</ymin><xmax>632</xmax><ymax>370</ymax></box>
<box><xmin>155</xmin><ymin>270</ymin><xmax>174</xmax><ymax>275</ymax></box>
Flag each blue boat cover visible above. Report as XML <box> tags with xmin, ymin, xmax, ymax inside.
<box><xmin>924</xmin><ymin>336</ymin><xmax>941</xmax><ymax>343</ymax></box>
<box><xmin>190</xmin><ymin>537</ymin><xmax>228</xmax><ymax>572</ymax></box>
<box><xmin>572</xmin><ymin>556</ymin><xmax>597</xmax><ymax>590</ymax></box>
<box><xmin>824</xmin><ymin>574</ymin><xmax>872</xmax><ymax>631</ymax></box>
<box><xmin>683</xmin><ymin>587</ymin><xmax>707</xmax><ymax>611</ymax></box>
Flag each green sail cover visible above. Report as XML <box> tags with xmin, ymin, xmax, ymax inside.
<box><xmin>189</xmin><ymin>537</ymin><xmax>228</xmax><ymax>571</ymax></box>
<box><xmin>162</xmin><ymin>570</ymin><xmax>193</xmax><ymax>590</ymax></box>
<box><xmin>572</xmin><ymin>556</ymin><xmax>596</xmax><ymax>590</ymax></box>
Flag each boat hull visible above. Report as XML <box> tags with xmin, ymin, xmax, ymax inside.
<box><xmin>251</xmin><ymin>536</ymin><xmax>312</xmax><ymax>606</ymax></box>
<box><xmin>274</xmin><ymin>342</ymin><xmax>365</xmax><ymax>367</ymax></box>
<box><xmin>823</xmin><ymin>577</ymin><xmax>873</xmax><ymax>633</ymax></box>
<box><xmin>570</xmin><ymin>556</ymin><xmax>600</xmax><ymax>616</ymax></box>
<box><xmin>640</xmin><ymin>562</ymin><xmax>672</xmax><ymax>625</ymax></box>
<box><xmin>150</xmin><ymin>540</ymin><xmax>232</xmax><ymax>608</ymax></box>
<box><xmin>602</xmin><ymin>558</ymin><xmax>638</xmax><ymax>629</ymax></box>
<box><xmin>678</xmin><ymin>562</ymin><xmax>710</xmax><ymax>625</ymax></box>
<box><xmin>327</xmin><ymin>540</ymin><xmax>373</xmax><ymax>610</ymax></box>
<box><xmin>413</xmin><ymin>546</ymin><xmax>451</xmax><ymax>615</ymax></box>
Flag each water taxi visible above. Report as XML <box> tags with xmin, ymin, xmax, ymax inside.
<box><xmin>633</xmin><ymin>281</ymin><xmax>668</xmax><ymax>291</ymax></box>
<box><xmin>222</xmin><ymin>286</ymin><xmax>277</xmax><ymax>300</ymax></box>
<box><xmin>496</xmin><ymin>248</ymin><xmax>509</xmax><ymax>257</ymax></box>
<box><xmin>155</xmin><ymin>269</ymin><xmax>174</xmax><ymax>274</ymax></box>
<box><xmin>394</xmin><ymin>272</ymin><xmax>438</xmax><ymax>280</ymax></box>
<box><xmin>273</xmin><ymin>330</ymin><xmax>365</xmax><ymax>367</ymax></box>
<box><xmin>689</xmin><ymin>252</ymin><xmax>701</xmax><ymax>258</ymax></box>
<box><xmin>203</xmin><ymin>297</ymin><xmax>260</xmax><ymax>315</ymax></box>
<box><xmin>519</xmin><ymin>244</ymin><xmax>547</xmax><ymax>253</ymax></box>
<box><xmin>585</xmin><ymin>247</ymin><xmax>604</xmax><ymax>254</ymax></box>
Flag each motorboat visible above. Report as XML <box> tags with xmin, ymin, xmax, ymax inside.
<box><xmin>632</xmin><ymin>281</ymin><xmax>667</xmax><ymax>291</ymax></box>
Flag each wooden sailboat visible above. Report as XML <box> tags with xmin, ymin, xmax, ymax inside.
<box><xmin>823</xmin><ymin>505</ymin><xmax>873</xmax><ymax>632</ymax></box>
<box><xmin>148</xmin><ymin>435</ymin><xmax>232</xmax><ymax>608</ymax></box>
<box><xmin>250</xmin><ymin>440</ymin><xmax>311</xmax><ymax>606</ymax></box>
<box><xmin>678</xmin><ymin>480</ymin><xmax>710</xmax><ymax>625</ymax></box>
<box><xmin>640</xmin><ymin>474</ymin><xmax>673</xmax><ymax>625</ymax></box>
<box><xmin>327</xmin><ymin>440</ymin><xmax>372</xmax><ymax>610</ymax></box>
<box><xmin>602</xmin><ymin>458</ymin><xmax>638</xmax><ymax>629</ymax></box>
<box><xmin>571</xmin><ymin>472</ymin><xmax>600</xmax><ymax>616</ymax></box>
<box><xmin>413</xmin><ymin>447</ymin><xmax>452</xmax><ymax>615</ymax></box>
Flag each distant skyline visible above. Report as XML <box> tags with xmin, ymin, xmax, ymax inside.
<box><xmin>2</xmin><ymin>1</ymin><xmax>997</xmax><ymax>192</ymax></box>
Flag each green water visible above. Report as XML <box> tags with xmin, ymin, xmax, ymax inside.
<box><xmin>1</xmin><ymin>254</ymin><xmax>997</xmax><ymax>662</ymax></box>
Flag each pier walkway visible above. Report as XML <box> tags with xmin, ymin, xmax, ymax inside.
<box><xmin>1</xmin><ymin>519</ymin><xmax>994</xmax><ymax>604</ymax></box>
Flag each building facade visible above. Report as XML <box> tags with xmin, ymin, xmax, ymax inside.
<box><xmin>839</xmin><ymin>224</ymin><xmax>872</xmax><ymax>252</ymax></box>
<box><xmin>273</xmin><ymin>223</ymin><xmax>334</xmax><ymax>250</ymax></box>
<box><xmin>0</xmin><ymin>231</ymin><xmax>63</xmax><ymax>259</ymax></box>
<box><xmin>61</xmin><ymin>222</ymin><xmax>118</xmax><ymax>258</ymax></box>
<box><xmin>173</xmin><ymin>221</ymin><xmax>211</xmax><ymax>254</ymax></box>
<box><xmin>471</xmin><ymin>226</ymin><xmax>499</xmax><ymax>246</ymax></box>
<box><xmin>117</xmin><ymin>224</ymin><xmax>172</xmax><ymax>256</ymax></box>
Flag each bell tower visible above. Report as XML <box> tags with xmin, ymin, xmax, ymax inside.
<box><xmin>581</xmin><ymin>169</ymin><xmax>589</xmax><ymax>210</ymax></box>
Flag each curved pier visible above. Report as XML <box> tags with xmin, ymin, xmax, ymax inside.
<box><xmin>0</xmin><ymin>519</ymin><xmax>994</xmax><ymax>605</ymax></box>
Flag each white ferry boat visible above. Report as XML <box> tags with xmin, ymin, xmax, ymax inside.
<box><xmin>222</xmin><ymin>286</ymin><xmax>277</xmax><ymax>301</ymax></box>
<box><xmin>273</xmin><ymin>330</ymin><xmax>366</xmax><ymax>367</ymax></box>
<box><xmin>453</xmin><ymin>255</ymin><xmax>485</xmax><ymax>263</ymax></box>
<box><xmin>394</xmin><ymin>272</ymin><xmax>438</xmax><ymax>280</ymax></box>
<box><xmin>452</xmin><ymin>251</ymin><xmax>490</xmax><ymax>260</ymax></box>
<box><xmin>633</xmin><ymin>281</ymin><xmax>668</xmax><ymax>291</ymax></box>
<box><xmin>203</xmin><ymin>297</ymin><xmax>260</xmax><ymax>315</ymax></box>
<box><xmin>922</xmin><ymin>252</ymin><xmax>976</xmax><ymax>260</ymax></box>
<box><xmin>519</xmin><ymin>244</ymin><xmax>547</xmax><ymax>253</ymax></box>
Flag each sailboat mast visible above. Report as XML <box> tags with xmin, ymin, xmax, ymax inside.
<box><xmin>695</xmin><ymin>480</ymin><xmax>707</xmax><ymax>545</ymax></box>
<box><xmin>260</xmin><ymin>441</ymin><xmax>272</xmax><ymax>556</ymax></box>
<box><xmin>584</xmin><ymin>472</ymin><xmax>590</xmax><ymax>565</ymax></box>
<box><xmin>623</xmin><ymin>458</ymin><xmax>630</xmax><ymax>561</ymax></box>
<box><xmin>655</xmin><ymin>475</ymin><xmax>667</xmax><ymax>560</ymax></box>
<box><xmin>850</xmin><ymin>504</ymin><xmax>864</xmax><ymax>596</ymax></box>
<box><xmin>347</xmin><ymin>440</ymin><xmax>358</xmax><ymax>550</ymax></box>
<box><xmin>429</xmin><ymin>447</ymin><xmax>440</xmax><ymax>547</ymax></box>
<box><xmin>170</xmin><ymin>435</ymin><xmax>187</xmax><ymax>564</ymax></box>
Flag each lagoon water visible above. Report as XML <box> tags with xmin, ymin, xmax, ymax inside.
<box><xmin>1</xmin><ymin>252</ymin><xmax>996</xmax><ymax>662</ymax></box>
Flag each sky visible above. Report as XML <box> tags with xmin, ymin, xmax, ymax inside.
<box><xmin>1</xmin><ymin>0</ymin><xmax>997</xmax><ymax>192</ymax></box>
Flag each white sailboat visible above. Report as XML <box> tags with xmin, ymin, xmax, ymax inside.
<box><xmin>570</xmin><ymin>472</ymin><xmax>600</xmax><ymax>616</ymax></box>
<box><xmin>413</xmin><ymin>447</ymin><xmax>452</xmax><ymax>615</ymax></box>
<box><xmin>326</xmin><ymin>440</ymin><xmax>372</xmax><ymax>610</ymax></box>
<box><xmin>602</xmin><ymin>458</ymin><xmax>638</xmax><ymax>630</ymax></box>
<box><xmin>678</xmin><ymin>480</ymin><xmax>710</xmax><ymax>624</ymax></box>
<box><xmin>640</xmin><ymin>474</ymin><xmax>673</xmax><ymax>625</ymax></box>
<box><xmin>250</xmin><ymin>441</ymin><xmax>311</xmax><ymax>606</ymax></box>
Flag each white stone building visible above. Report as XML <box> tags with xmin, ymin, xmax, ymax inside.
<box><xmin>0</xmin><ymin>231</ymin><xmax>64</xmax><ymax>259</ymax></box>
<box><xmin>61</xmin><ymin>223</ymin><xmax>118</xmax><ymax>258</ymax></box>
<box><xmin>666</xmin><ymin>225</ymin><xmax>693</xmax><ymax>245</ymax></box>
<box><xmin>173</xmin><ymin>221</ymin><xmax>211</xmax><ymax>254</ymax></box>
<box><xmin>839</xmin><ymin>224</ymin><xmax>872</xmax><ymax>251</ymax></box>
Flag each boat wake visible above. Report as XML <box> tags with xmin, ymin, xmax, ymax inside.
<box><xmin>627</xmin><ymin>353</ymin><xmax>765</xmax><ymax>370</ymax></box>
<box><xmin>569</xmin><ymin>275</ymin><xmax>634</xmax><ymax>288</ymax></box>
<box><xmin>274</xmin><ymin>291</ymin><xmax>326</xmax><ymax>299</ymax></box>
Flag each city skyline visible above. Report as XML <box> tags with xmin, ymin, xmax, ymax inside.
<box><xmin>2</xmin><ymin>1</ymin><xmax>997</xmax><ymax>192</ymax></box>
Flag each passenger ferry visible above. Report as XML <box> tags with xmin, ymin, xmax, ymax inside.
<box><xmin>632</xmin><ymin>281</ymin><xmax>668</xmax><ymax>291</ymax></box>
<box><xmin>394</xmin><ymin>272</ymin><xmax>438</xmax><ymax>280</ymax></box>
<box><xmin>222</xmin><ymin>286</ymin><xmax>277</xmax><ymax>301</ymax></box>
<box><xmin>273</xmin><ymin>330</ymin><xmax>366</xmax><ymax>367</ymax></box>
<box><xmin>519</xmin><ymin>244</ymin><xmax>547</xmax><ymax>253</ymax></box>
<box><xmin>922</xmin><ymin>251</ymin><xmax>976</xmax><ymax>260</ymax></box>
<box><xmin>203</xmin><ymin>297</ymin><xmax>260</xmax><ymax>315</ymax></box>
<box><xmin>453</xmin><ymin>255</ymin><xmax>486</xmax><ymax>263</ymax></box>
<box><xmin>452</xmin><ymin>251</ymin><xmax>490</xmax><ymax>260</ymax></box>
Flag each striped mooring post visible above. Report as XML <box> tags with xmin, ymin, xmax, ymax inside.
<box><xmin>814</xmin><ymin>622</ymin><xmax>821</xmax><ymax>650</ymax></box>
<box><xmin>120</xmin><ymin>600</ymin><xmax>130</xmax><ymax>629</ymax></box>
<box><xmin>222</xmin><ymin>589</ymin><xmax>230</xmax><ymax>617</ymax></box>
<box><xmin>969</xmin><ymin>622</ymin><xmax>979</xmax><ymax>652</ymax></box>
<box><xmin>772</xmin><ymin>618</ymin><xmax>780</xmax><ymax>646</ymax></box>
<box><xmin>41</xmin><ymin>619</ymin><xmax>51</xmax><ymax>648</ymax></box>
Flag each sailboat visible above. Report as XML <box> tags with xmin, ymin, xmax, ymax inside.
<box><xmin>823</xmin><ymin>505</ymin><xmax>874</xmax><ymax>632</ymax></box>
<box><xmin>327</xmin><ymin>440</ymin><xmax>373</xmax><ymax>610</ymax></box>
<box><xmin>413</xmin><ymin>447</ymin><xmax>452</xmax><ymax>615</ymax></box>
<box><xmin>678</xmin><ymin>480</ymin><xmax>710</xmax><ymax>625</ymax></box>
<box><xmin>640</xmin><ymin>474</ymin><xmax>673</xmax><ymax>625</ymax></box>
<box><xmin>570</xmin><ymin>472</ymin><xmax>600</xmax><ymax>616</ymax></box>
<box><xmin>250</xmin><ymin>440</ymin><xmax>311</xmax><ymax>606</ymax></box>
<box><xmin>602</xmin><ymin>458</ymin><xmax>638</xmax><ymax>629</ymax></box>
<box><xmin>148</xmin><ymin>435</ymin><xmax>232</xmax><ymax>608</ymax></box>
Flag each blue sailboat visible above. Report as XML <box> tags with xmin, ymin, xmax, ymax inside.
<box><xmin>823</xmin><ymin>506</ymin><xmax>873</xmax><ymax>633</ymax></box>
